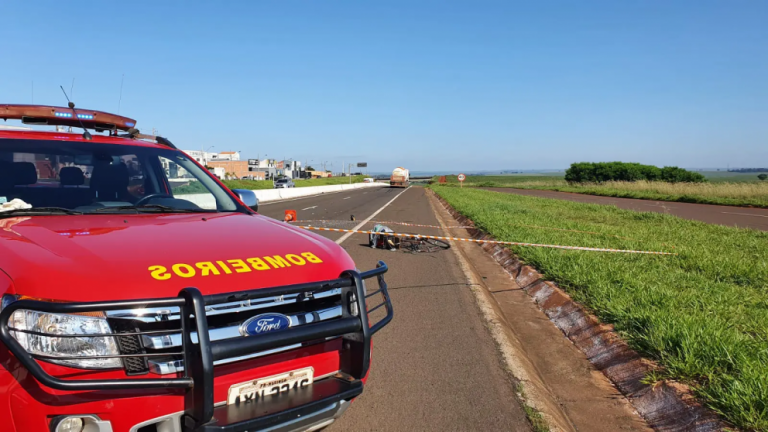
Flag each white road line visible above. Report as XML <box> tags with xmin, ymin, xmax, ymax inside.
<box><xmin>336</xmin><ymin>186</ymin><xmax>412</xmax><ymax>245</ymax></box>
<box><xmin>343</xmin><ymin>197</ymin><xmax>351</xmax><ymax>200</ymax></box>
<box><xmin>721</xmin><ymin>211</ymin><xmax>768</xmax><ymax>218</ymax></box>
<box><xmin>302</xmin><ymin>206</ymin><xmax>318</xmax><ymax>211</ymax></box>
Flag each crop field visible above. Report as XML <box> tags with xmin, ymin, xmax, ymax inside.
<box><xmin>174</xmin><ymin>176</ymin><xmax>366</xmax><ymax>194</ymax></box>
<box><xmin>438</xmin><ymin>174</ymin><xmax>768</xmax><ymax>207</ymax></box>
<box><xmin>432</xmin><ymin>186</ymin><xmax>768</xmax><ymax>430</ymax></box>
<box><xmin>438</xmin><ymin>174</ymin><xmax>565</xmax><ymax>187</ymax></box>
<box><xmin>702</xmin><ymin>171</ymin><xmax>768</xmax><ymax>183</ymax></box>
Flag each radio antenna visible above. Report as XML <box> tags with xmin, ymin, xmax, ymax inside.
<box><xmin>59</xmin><ymin>85</ymin><xmax>92</xmax><ymax>140</ymax></box>
<box><xmin>67</xmin><ymin>79</ymin><xmax>76</xmax><ymax>132</ymax></box>
<box><xmin>117</xmin><ymin>73</ymin><xmax>125</xmax><ymax>114</ymax></box>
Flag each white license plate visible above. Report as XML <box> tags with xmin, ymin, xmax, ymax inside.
<box><xmin>227</xmin><ymin>367</ymin><xmax>314</xmax><ymax>405</ymax></box>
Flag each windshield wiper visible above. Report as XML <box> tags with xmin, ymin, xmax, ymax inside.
<box><xmin>0</xmin><ymin>207</ymin><xmax>84</xmax><ymax>219</ymax></box>
<box><xmin>88</xmin><ymin>204</ymin><xmax>215</xmax><ymax>214</ymax></box>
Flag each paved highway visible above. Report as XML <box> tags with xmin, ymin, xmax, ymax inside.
<box><xmin>259</xmin><ymin>186</ymin><xmax>532</xmax><ymax>431</ymax></box>
<box><xmin>482</xmin><ymin>187</ymin><xmax>768</xmax><ymax>231</ymax></box>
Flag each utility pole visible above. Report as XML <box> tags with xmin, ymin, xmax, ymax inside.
<box><xmin>201</xmin><ymin>146</ymin><xmax>214</xmax><ymax>166</ymax></box>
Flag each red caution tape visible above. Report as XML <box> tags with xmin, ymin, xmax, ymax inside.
<box><xmin>296</xmin><ymin>225</ymin><xmax>677</xmax><ymax>256</ymax></box>
<box><xmin>290</xmin><ymin>219</ymin><xmax>471</xmax><ymax>229</ymax></box>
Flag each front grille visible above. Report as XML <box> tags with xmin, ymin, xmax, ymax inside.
<box><xmin>105</xmin><ymin>288</ymin><xmax>344</xmax><ymax>375</ymax></box>
<box><xmin>0</xmin><ymin>263</ymin><xmax>393</xmax><ymax>430</ymax></box>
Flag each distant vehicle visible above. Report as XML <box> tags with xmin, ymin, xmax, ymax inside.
<box><xmin>390</xmin><ymin>167</ymin><xmax>410</xmax><ymax>187</ymax></box>
<box><xmin>274</xmin><ymin>178</ymin><xmax>295</xmax><ymax>188</ymax></box>
<box><xmin>364</xmin><ymin>177</ymin><xmax>375</xmax><ymax>183</ymax></box>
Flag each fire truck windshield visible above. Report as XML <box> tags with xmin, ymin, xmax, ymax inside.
<box><xmin>0</xmin><ymin>139</ymin><xmax>240</xmax><ymax>215</ymax></box>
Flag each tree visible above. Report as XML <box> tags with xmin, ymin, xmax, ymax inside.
<box><xmin>306</xmin><ymin>166</ymin><xmax>315</xmax><ymax>171</ymax></box>
<box><xmin>758</xmin><ymin>174</ymin><xmax>768</xmax><ymax>181</ymax></box>
<box><xmin>660</xmin><ymin>166</ymin><xmax>706</xmax><ymax>183</ymax></box>
<box><xmin>565</xmin><ymin>162</ymin><xmax>706</xmax><ymax>183</ymax></box>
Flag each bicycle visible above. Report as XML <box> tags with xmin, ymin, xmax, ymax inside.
<box><xmin>400</xmin><ymin>235</ymin><xmax>451</xmax><ymax>253</ymax></box>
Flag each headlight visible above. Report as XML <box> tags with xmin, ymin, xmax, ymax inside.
<box><xmin>9</xmin><ymin>309</ymin><xmax>121</xmax><ymax>369</ymax></box>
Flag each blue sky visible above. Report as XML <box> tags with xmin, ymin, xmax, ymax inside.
<box><xmin>1</xmin><ymin>1</ymin><xmax>766</xmax><ymax>173</ymax></box>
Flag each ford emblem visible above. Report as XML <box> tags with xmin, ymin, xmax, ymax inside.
<box><xmin>240</xmin><ymin>313</ymin><xmax>292</xmax><ymax>337</ymax></box>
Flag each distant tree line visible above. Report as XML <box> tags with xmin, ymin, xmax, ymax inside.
<box><xmin>565</xmin><ymin>162</ymin><xmax>706</xmax><ymax>183</ymax></box>
<box><xmin>728</xmin><ymin>168</ymin><xmax>768</xmax><ymax>173</ymax></box>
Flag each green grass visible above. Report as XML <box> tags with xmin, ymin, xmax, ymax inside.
<box><xmin>516</xmin><ymin>383</ymin><xmax>550</xmax><ymax>432</ymax></box>
<box><xmin>438</xmin><ymin>174</ymin><xmax>565</xmax><ymax>187</ymax></box>
<box><xmin>431</xmin><ymin>186</ymin><xmax>768</xmax><ymax>431</ymax></box>
<box><xmin>173</xmin><ymin>176</ymin><xmax>367</xmax><ymax>194</ymax></box>
<box><xmin>434</xmin><ymin>174</ymin><xmax>768</xmax><ymax>207</ymax></box>
<box><xmin>524</xmin><ymin>405</ymin><xmax>550</xmax><ymax>432</ymax></box>
<box><xmin>220</xmin><ymin>179</ymin><xmax>274</xmax><ymax>190</ymax></box>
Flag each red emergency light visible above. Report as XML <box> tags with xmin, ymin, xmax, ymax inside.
<box><xmin>0</xmin><ymin>104</ymin><xmax>137</xmax><ymax>132</ymax></box>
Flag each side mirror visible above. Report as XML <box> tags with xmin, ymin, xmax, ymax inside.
<box><xmin>232</xmin><ymin>189</ymin><xmax>259</xmax><ymax>212</ymax></box>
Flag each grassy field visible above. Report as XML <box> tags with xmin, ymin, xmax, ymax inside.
<box><xmin>437</xmin><ymin>174</ymin><xmax>768</xmax><ymax>207</ymax></box>
<box><xmin>439</xmin><ymin>174</ymin><xmax>565</xmax><ymax>187</ymax></box>
<box><xmin>175</xmin><ymin>176</ymin><xmax>366</xmax><ymax>194</ymax></box>
<box><xmin>431</xmin><ymin>186</ymin><xmax>768</xmax><ymax>430</ymax></box>
<box><xmin>702</xmin><ymin>171</ymin><xmax>768</xmax><ymax>183</ymax></box>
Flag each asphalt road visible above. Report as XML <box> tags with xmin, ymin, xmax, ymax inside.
<box><xmin>482</xmin><ymin>187</ymin><xmax>768</xmax><ymax>231</ymax></box>
<box><xmin>260</xmin><ymin>186</ymin><xmax>531</xmax><ymax>431</ymax></box>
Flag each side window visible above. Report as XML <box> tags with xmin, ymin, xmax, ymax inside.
<box><xmin>159</xmin><ymin>156</ymin><xmax>218</xmax><ymax>210</ymax></box>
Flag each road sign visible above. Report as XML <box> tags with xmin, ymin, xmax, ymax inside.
<box><xmin>357</xmin><ymin>162</ymin><xmax>367</xmax><ymax>167</ymax></box>
<box><xmin>458</xmin><ymin>173</ymin><xmax>466</xmax><ymax>188</ymax></box>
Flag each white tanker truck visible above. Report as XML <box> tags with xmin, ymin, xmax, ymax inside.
<box><xmin>389</xmin><ymin>167</ymin><xmax>410</xmax><ymax>187</ymax></box>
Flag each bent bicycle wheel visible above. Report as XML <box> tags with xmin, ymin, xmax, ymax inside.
<box><xmin>424</xmin><ymin>239</ymin><xmax>451</xmax><ymax>250</ymax></box>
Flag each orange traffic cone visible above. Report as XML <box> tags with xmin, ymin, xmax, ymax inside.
<box><xmin>284</xmin><ymin>210</ymin><xmax>297</xmax><ymax>222</ymax></box>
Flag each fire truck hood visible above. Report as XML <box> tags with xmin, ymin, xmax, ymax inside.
<box><xmin>0</xmin><ymin>213</ymin><xmax>356</xmax><ymax>302</ymax></box>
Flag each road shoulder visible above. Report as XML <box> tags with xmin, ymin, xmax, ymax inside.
<box><xmin>329</xmin><ymin>187</ymin><xmax>532</xmax><ymax>431</ymax></box>
<box><xmin>427</xmin><ymin>189</ymin><xmax>652</xmax><ymax>432</ymax></box>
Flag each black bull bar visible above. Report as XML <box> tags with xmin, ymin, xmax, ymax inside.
<box><xmin>0</xmin><ymin>262</ymin><xmax>393</xmax><ymax>431</ymax></box>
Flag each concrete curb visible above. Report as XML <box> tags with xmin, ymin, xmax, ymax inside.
<box><xmin>178</xmin><ymin>182</ymin><xmax>387</xmax><ymax>208</ymax></box>
<box><xmin>255</xmin><ymin>182</ymin><xmax>386</xmax><ymax>203</ymax></box>
<box><xmin>432</xmin><ymin>190</ymin><xmax>729</xmax><ymax>432</ymax></box>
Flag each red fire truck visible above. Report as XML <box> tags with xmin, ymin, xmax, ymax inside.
<box><xmin>0</xmin><ymin>104</ymin><xmax>393</xmax><ymax>432</ymax></box>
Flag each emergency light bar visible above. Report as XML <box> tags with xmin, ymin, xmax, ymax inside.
<box><xmin>1</xmin><ymin>104</ymin><xmax>137</xmax><ymax>132</ymax></box>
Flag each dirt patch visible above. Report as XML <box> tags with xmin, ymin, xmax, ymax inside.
<box><xmin>431</xmin><ymin>190</ymin><xmax>729</xmax><ymax>432</ymax></box>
